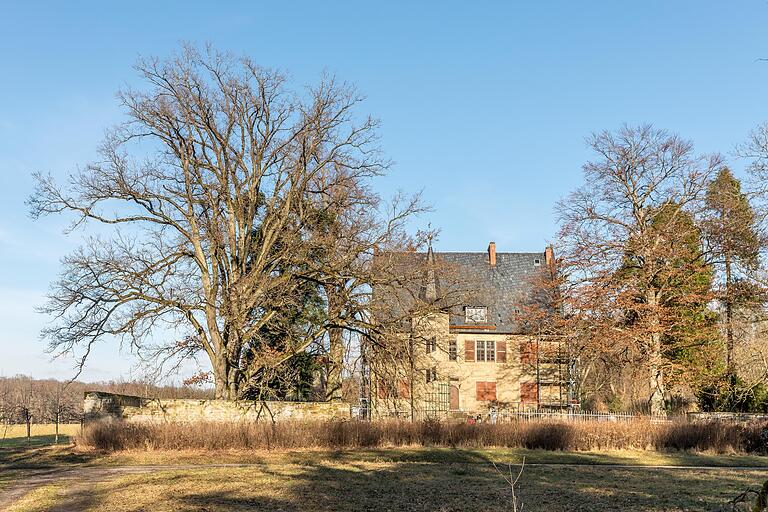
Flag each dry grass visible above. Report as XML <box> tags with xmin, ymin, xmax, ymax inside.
<box><xmin>0</xmin><ymin>423</ymin><xmax>81</xmax><ymax>449</ymax></box>
<box><xmin>6</xmin><ymin>460</ymin><xmax>766</xmax><ymax>512</ymax></box>
<box><xmin>76</xmin><ymin>418</ymin><xmax>768</xmax><ymax>454</ymax></box>
<box><xmin>1</xmin><ymin>423</ymin><xmax>80</xmax><ymax>440</ymax></box>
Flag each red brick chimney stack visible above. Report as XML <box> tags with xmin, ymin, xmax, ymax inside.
<box><xmin>488</xmin><ymin>241</ymin><xmax>496</xmax><ymax>267</ymax></box>
<box><xmin>545</xmin><ymin>245</ymin><xmax>554</xmax><ymax>268</ymax></box>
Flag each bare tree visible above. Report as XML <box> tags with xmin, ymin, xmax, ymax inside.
<box><xmin>12</xmin><ymin>377</ymin><xmax>36</xmax><ymax>443</ymax></box>
<box><xmin>556</xmin><ymin>125</ymin><xmax>721</xmax><ymax>414</ymax></box>
<box><xmin>29</xmin><ymin>45</ymin><xmax>423</xmax><ymax>400</ymax></box>
<box><xmin>40</xmin><ymin>381</ymin><xmax>78</xmax><ymax>443</ymax></box>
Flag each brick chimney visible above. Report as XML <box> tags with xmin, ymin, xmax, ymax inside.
<box><xmin>488</xmin><ymin>241</ymin><xmax>496</xmax><ymax>267</ymax></box>
<box><xmin>545</xmin><ymin>245</ymin><xmax>554</xmax><ymax>268</ymax></box>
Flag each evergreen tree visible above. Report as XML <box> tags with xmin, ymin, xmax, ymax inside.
<box><xmin>704</xmin><ymin>168</ymin><xmax>762</xmax><ymax>375</ymax></box>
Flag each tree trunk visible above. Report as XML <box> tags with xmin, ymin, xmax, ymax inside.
<box><xmin>325</xmin><ymin>285</ymin><xmax>345</xmax><ymax>401</ymax></box>
<box><xmin>724</xmin><ymin>252</ymin><xmax>735</xmax><ymax>376</ymax></box>
<box><xmin>327</xmin><ymin>328</ymin><xmax>344</xmax><ymax>401</ymax></box>
<box><xmin>646</xmin><ymin>290</ymin><xmax>665</xmax><ymax>415</ymax></box>
<box><xmin>214</xmin><ymin>354</ymin><xmax>235</xmax><ymax>400</ymax></box>
<box><xmin>648</xmin><ymin>331</ymin><xmax>665</xmax><ymax>415</ymax></box>
<box><xmin>409</xmin><ymin>335</ymin><xmax>415</xmax><ymax>423</ymax></box>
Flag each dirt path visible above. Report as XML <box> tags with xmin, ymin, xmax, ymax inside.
<box><xmin>2</xmin><ymin>463</ymin><xmax>767</xmax><ymax>511</ymax></box>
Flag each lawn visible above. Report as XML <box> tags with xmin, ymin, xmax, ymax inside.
<box><xmin>6</xmin><ymin>456</ymin><xmax>767</xmax><ymax>512</ymax></box>
<box><xmin>0</xmin><ymin>423</ymin><xmax>80</xmax><ymax>449</ymax></box>
<box><xmin>3</xmin><ymin>447</ymin><xmax>768</xmax><ymax>511</ymax></box>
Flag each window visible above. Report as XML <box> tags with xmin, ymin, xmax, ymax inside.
<box><xmin>534</xmin><ymin>258</ymin><xmax>541</xmax><ymax>267</ymax></box>
<box><xmin>476</xmin><ymin>381</ymin><xmax>497</xmax><ymax>401</ymax></box>
<box><xmin>475</xmin><ymin>340</ymin><xmax>496</xmax><ymax>362</ymax></box>
<box><xmin>448</xmin><ymin>339</ymin><xmax>457</xmax><ymax>361</ymax></box>
<box><xmin>465</xmin><ymin>306</ymin><xmax>487</xmax><ymax>323</ymax></box>
<box><xmin>425</xmin><ymin>336</ymin><xmax>436</xmax><ymax>354</ymax></box>
<box><xmin>426</xmin><ymin>367</ymin><xmax>438</xmax><ymax>383</ymax></box>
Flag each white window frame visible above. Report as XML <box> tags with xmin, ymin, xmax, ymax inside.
<box><xmin>475</xmin><ymin>340</ymin><xmax>496</xmax><ymax>362</ymax></box>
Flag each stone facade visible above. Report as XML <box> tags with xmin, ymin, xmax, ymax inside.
<box><xmin>371</xmin><ymin>312</ymin><xmax>566</xmax><ymax>417</ymax></box>
<box><xmin>371</xmin><ymin>243</ymin><xmax>570</xmax><ymax>418</ymax></box>
<box><xmin>84</xmin><ymin>391</ymin><xmax>351</xmax><ymax>423</ymax></box>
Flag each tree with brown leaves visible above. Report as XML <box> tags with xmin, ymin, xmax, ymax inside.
<box><xmin>556</xmin><ymin>125</ymin><xmax>721</xmax><ymax>414</ymax></box>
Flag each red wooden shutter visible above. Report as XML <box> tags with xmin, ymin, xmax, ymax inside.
<box><xmin>398</xmin><ymin>379</ymin><xmax>411</xmax><ymax>399</ymax></box>
<box><xmin>496</xmin><ymin>341</ymin><xmax>507</xmax><ymax>363</ymax></box>
<box><xmin>486</xmin><ymin>382</ymin><xmax>497</xmax><ymax>401</ymax></box>
<box><xmin>520</xmin><ymin>381</ymin><xmax>538</xmax><ymax>402</ymax></box>
<box><xmin>377</xmin><ymin>379</ymin><xmax>389</xmax><ymax>399</ymax></box>
<box><xmin>475</xmin><ymin>381</ymin><xmax>485</xmax><ymax>400</ymax></box>
<box><xmin>519</xmin><ymin>341</ymin><xmax>535</xmax><ymax>365</ymax></box>
<box><xmin>465</xmin><ymin>340</ymin><xmax>475</xmax><ymax>362</ymax></box>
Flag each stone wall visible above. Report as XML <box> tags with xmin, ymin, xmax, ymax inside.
<box><xmin>687</xmin><ymin>411</ymin><xmax>768</xmax><ymax>423</ymax></box>
<box><xmin>83</xmin><ymin>391</ymin><xmax>351</xmax><ymax>423</ymax></box>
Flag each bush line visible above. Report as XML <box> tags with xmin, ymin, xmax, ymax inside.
<box><xmin>76</xmin><ymin>418</ymin><xmax>768</xmax><ymax>453</ymax></box>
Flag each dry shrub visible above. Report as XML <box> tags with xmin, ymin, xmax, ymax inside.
<box><xmin>654</xmin><ymin>421</ymin><xmax>768</xmax><ymax>452</ymax></box>
<box><xmin>76</xmin><ymin>418</ymin><xmax>768</xmax><ymax>454</ymax></box>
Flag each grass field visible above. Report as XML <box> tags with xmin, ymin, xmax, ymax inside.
<box><xmin>0</xmin><ymin>423</ymin><xmax>80</xmax><ymax>448</ymax></box>
<box><xmin>2</xmin><ymin>423</ymin><xmax>768</xmax><ymax>511</ymax></box>
<box><xmin>5</xmin><ymin>450</ymin><xmax>767</xmax><ymax>512</ymax></box>
<box><xmin>2</xmin><ymin>446</ymin><xmax>768</xmax><ymax>511</ymax></box>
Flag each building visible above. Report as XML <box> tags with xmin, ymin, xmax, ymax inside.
<box><xmin>367</xmin><ymin>242</ymin><xmax>574</xmax><ymax>419</ymax></box>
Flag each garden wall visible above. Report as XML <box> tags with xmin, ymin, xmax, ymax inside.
<box><xmin>83</xmin><ymin>391</ymin><xmax>351</xmax><ymax>423</ymax></box>
<box><xmin>687</xmin><ymin>412</ymin><xmax>768</xmax><ymax>423</ymax></box>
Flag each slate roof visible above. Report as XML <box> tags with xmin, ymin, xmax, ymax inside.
<box><xmin>433</xmin><ymin>251</ymin><xmax>546</xmax><ymax>334</ymax></box>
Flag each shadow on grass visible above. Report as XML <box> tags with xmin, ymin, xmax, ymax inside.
<box><xmin>0</xmin><ymin>434</ymin><xmax>73</xmax><ymax>449</ymax></box>
<box><xmin>0</xmin><ymin>441</ymin><xmax>95</xmax><ymax>470</ymax></box>
<box><xmin>38</xmin><ymin>451</ymin><xmax>768</xmax><ymax>512</ymax></box>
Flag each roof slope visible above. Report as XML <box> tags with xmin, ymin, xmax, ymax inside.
<box><xmin>435</xmin><ymin>251</ymin><xmax>545</xmax><ymax>334</ymax></box>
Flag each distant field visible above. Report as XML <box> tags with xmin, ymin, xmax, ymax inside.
<box><xmin>0</xmin><ymin>423</ymin><xmax>80</xmax><ymax>447</ymax></box>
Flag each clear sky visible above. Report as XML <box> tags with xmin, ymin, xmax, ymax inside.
<box><xmin>1</xmin><ymin>1</ymin><xmax>767</xmax><ymax>382</ymax></box>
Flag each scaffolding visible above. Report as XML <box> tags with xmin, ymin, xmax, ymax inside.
<box><xmin>531</xmin><ymin>334</ymin><xmax>579</xmax><ymax>410</ymax></box>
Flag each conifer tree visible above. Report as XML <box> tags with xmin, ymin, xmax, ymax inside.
<box><xmin>704</xmin><ymin>168</ymin><xmax>762</xmax><ymax>375</ymax></box>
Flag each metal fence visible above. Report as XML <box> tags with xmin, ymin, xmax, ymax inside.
<box><xmin>494</xmin><ymin>409</ymin><xmax>672</xmax><ymax>423</ymax></box>
<box><xmin>368</xmin><ymin>408</ymin><xmax>674</xmax><ymax>423</ymax></box>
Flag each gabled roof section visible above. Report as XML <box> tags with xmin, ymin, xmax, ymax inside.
<box><xmin>435</xmin><ymin>250</ymin><xmax>546</xmax><ymax>334</ymax></box>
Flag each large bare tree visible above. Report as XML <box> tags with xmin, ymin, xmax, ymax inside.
<box><xmin>29</xmin><ymin>46</ymin><xmax>424</xmax><ymax>400</ymax></box>
<box><xmin>556</xmin><ymin>125</ymin><xmax>721</xmax><ymax>414</ymax></box>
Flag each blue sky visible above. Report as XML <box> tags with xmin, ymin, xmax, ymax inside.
<box><xmin>1</xmin><ymin>1</ymin><xmax>767</xmax><ymax>382</ymax></box>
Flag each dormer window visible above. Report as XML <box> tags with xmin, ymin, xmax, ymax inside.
<box><xmin>465</xmin><ymin>306</ymin><xmax>487</xmax><ymax>323</ymax></box>
<box><xmin>534</xmin><ymin>258</ymin><xmax>541</xmax><ymax>267</ymax></box>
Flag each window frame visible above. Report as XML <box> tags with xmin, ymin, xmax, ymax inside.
<box><xmin>448</xmin><ymin>339</ymin><xmax>457</xmax><ymax>361</ymax></box>
<box><xmin>474</xmin><ymin>340</ymin><xmax>496</xmax><ymax>362</ymax></box>
<box><xmin>475</xmin><ymin>340</ymin><xmax>485</xmax><ymax>361</ymax></box>
<box><xmin>465</xmin><ymin>306</ymin><xmax>488</xmax><ymax>323</ymax></box>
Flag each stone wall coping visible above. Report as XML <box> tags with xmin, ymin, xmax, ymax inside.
<box><xmin>83</xmin><ymin>390</ymin><xmax>345</xmax><ymax>407</ymax></box>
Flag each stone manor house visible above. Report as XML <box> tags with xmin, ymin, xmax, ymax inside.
<box><xmin>368</xmin><ymin>242</ymin><xmax>575</xmax><ymax>419</ymax></box>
